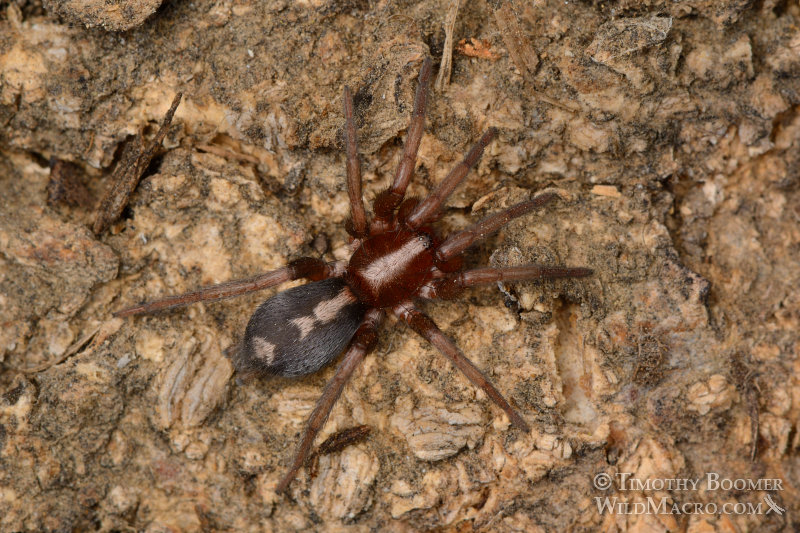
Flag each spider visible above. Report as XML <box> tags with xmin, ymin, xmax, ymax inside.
<box><xmin>116</xmin><ymin>58</ymin><xmax>592</xmax><ymax>493</ymax></box>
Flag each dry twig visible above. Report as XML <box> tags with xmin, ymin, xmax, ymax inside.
<box><xmin>93</xmin><ymin>92</ymin><xmax>182</xmax><ymax>234</ymax></box>
<box><xmin>435</xmin><ymin>0</ymin><xmax>460</xmax><ymax>92</ymax></box>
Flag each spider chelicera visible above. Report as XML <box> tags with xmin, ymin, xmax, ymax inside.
<box><xmin>116</xmin><ymin>58</ymin><xmax>592</xmax><ymax>493</ymax></box>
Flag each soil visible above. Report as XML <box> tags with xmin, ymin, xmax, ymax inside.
<box><xmin>1</xmin><ymin>0</ymin><xmax>798</xmax><ymax>531</ymax></box>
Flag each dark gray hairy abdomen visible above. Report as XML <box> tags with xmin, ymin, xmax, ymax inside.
<box><xmin>235</xmin><ymin>277</ymin><xmax>366</xmax><ymax>378</ymax></box>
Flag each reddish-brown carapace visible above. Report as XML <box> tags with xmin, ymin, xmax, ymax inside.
<box><xmin>116</xmin><ymin>58</ymin><xmax>592</xmax><ymax>493</ymax></box>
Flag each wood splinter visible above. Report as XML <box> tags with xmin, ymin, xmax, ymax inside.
<box><xmin>92</xmin><ymin>92</ymin><xmax>183</xmax><ymax>234</ymax></box>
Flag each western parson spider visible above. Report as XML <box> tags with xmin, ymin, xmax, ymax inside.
<box><xmin>116</xmin><ymin>58</ymin><xmax>592</xmax><ymax>493</ymax></box>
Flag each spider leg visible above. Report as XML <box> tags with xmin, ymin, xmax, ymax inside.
<box><xmin>404</xmin><ymin>128</ymin><xmax>496</xmax><ymax>230</ymax></box>
<box><xmin>424</xmin><ymin>265</ymin><xmax>593</xmax><ymax>300</ymax></box>
<box><xmin>395</xmin><ymin>303</ymin><xmax>530</xmax><ymax>432</ymax></box>
<box><xmin>276</xmin><ymin>308</ymin><xmax>384</xmax><ymax>493</ymax></box>
<box><xmin>343</xmin><ymin>86</ymin><xmax>368</xmax><ymax>238</ymax></box>
<box><xmin>434</xmin><ymin>193</ymin><xmax>558</xmax><ymax>264</ymax></box>
<box><xmin>373</xmin><ymin>57</ymin><xmax>433</xmax><ymax>221</ymax></box>
<box><xmin>115</xmin><ymin>257</ymin><xmax>341</xmax><ymax>317</ymax></box>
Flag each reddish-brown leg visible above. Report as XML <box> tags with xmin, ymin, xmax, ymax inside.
<box><xmin>373</xmin><ymin>58</ymin><xmax>433</xmax><ymax>221</ymax></box>
<box><xmin>275</xmin><ymin>308</ymin><xmax>384</xmax><ymax>493</ymax></box>
<box><xmin>405</xmin><ymin>128</ymin><xmax>496</xmax><ymax>230</ymax></box>
<box><xmin>343</xmin><ymin>86</ymin><xmax>368</xmax><ymax>238</ymax></box>
<box><xmin>115</xmin><ymin>257</ymin><xmax>338</xmax><ymax>317</ymax></box>
<box><xmin>395</xmin><ymin>303</ymin><xmax>530</xmax><ymax>432</ymax></box>
<box><xmin>434</xmin><ymin>193</ymin><xmax>558</xmax><ymax>264</ymax></box>
<box><xmin>426</xmin><ymin>265</ymin><xmax>594</xmax><ymax>300</ymax></box>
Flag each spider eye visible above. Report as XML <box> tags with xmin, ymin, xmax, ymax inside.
<box><xmin>418</xmin><ymin>235</ymin><xmax>431</xmax><ymax>248</ymax></box>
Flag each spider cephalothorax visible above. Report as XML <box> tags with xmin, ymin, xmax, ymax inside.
<box><xmin>117</xmin><ymin>58</ymin><xmax>592</xmax><ymax>493</ymax></box>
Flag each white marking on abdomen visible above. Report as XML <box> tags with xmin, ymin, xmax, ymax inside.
<box><xmin>313</xmin><ymin>289</ymin><xmax>356</xmax><ymax>323</ymax></box>
<box><xmin>252</xmin><ymin>338</ymin><xmax>276</xmax><ymax>365</ymax></box>
<box><xmin>291</xmin><ymin>316</ymin><xmax>316</xmax><ymax>340</ymax></box>
<box><xmin>361</xmin><ymin>236</ymin><xmax>429</xmax><ymax>290</ymax></box>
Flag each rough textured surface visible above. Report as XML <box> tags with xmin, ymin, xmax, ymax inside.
<box><xmin>42</xmin><ymin>0</ymin><xmax>164</xmax><ymax>31</ymax></box>
<box><xmin>1</xmin><ymin>0</ymin><xmax>799</xmax><ymax>531</ymax></box>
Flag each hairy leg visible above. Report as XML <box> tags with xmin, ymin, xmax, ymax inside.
<box><xmin>115</xmin><ymin>258</ymin><xmax>341</xmax><ymax>317</ymax></box>
<box><xmin>373</xmin><ymin>58</ymin><xmax>433</xmax><ymax>221</ymax></box>
<box><xmin>275</xmin><ymin>308</ymin><xmax>384</xmax><ymax>493</ymax></box>
<box><xmin>394</xmin><ymin>303</ymin><xmax>530</xmax><ymax>431</ymax></box>
<box><xmin>343</xmin><ymin>86</ymin><xmax>368</xmax><ymax>237</ymax></box>
<box><xmin>435</xmin><ymin>193</ymin><xmax>558</xmax><ymax>264</ymax></box>
<box><xmin>404</xmin><ymin>128</ymin><xmax>496</xmax><ymax>229</ymax></box>
<box><xmin>425</xmin><ymin>265</ymin><xmax>593</xmax><ymax>300</ymax></box>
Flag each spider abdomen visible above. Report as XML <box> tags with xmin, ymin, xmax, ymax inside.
<box><xmin>237</xmin><ymin>278</ymin><xmax>367</xmax><ymax>378</ymax></box>
<box><xmin>346</xmin><ymin>229</ymin><xmax>435</xmax><ymax>308</ymax></box>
